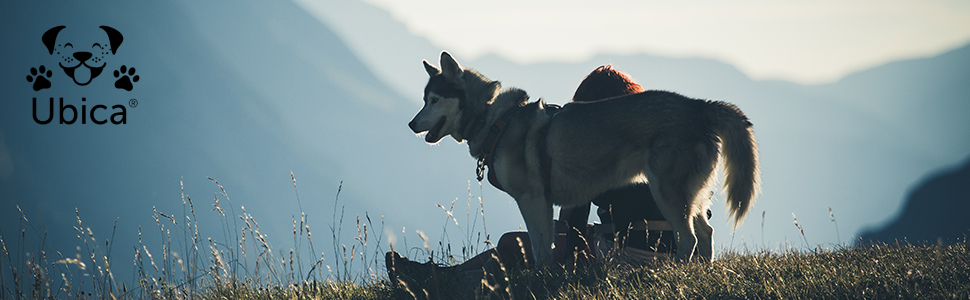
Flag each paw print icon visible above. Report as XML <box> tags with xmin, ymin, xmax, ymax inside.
<box><xmin>26</xmin><ymin>65</ymin><xmax>53</xmax><ymax>91</ymax></box>
<box><xmin>113</xmin><ymin>65</ymin><xmax>139</xmax><ymax>91</ymax></box>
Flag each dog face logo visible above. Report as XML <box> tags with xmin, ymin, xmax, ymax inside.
<box><xmin>42</xmin><ymin>25</ymin><xmax>123</xmax><ymax>86</ymax></box>
<box><xmin>27</xmin><ymin>25</ymin><xmax>140</xmax><ymax>125</ymax></box>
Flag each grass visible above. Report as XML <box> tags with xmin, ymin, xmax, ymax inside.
<box><xmin>2</xmin><ymin>176</ymin><xmax>969</xmax><ymax>299</ymax></box>
<box><xmin>551</xmin><ymin>243</ymin><xmax>970</xmax><ymax>299</ymax></box>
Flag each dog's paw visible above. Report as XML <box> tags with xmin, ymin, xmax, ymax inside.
<box><xmin>26</xmin><ymin>65</ymin><xmax>53</xmax><ymax>91</ymax></box>
<box><xmin>113</xmin><ymin>65</ymin><xmax>139</xmax><ymax>91</ymax></box>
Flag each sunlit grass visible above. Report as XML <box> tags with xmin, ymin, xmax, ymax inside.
<box><xmin>550</xmin><ymin>242</ymin><xmax>970</xmax><ymax>299</ymax></box>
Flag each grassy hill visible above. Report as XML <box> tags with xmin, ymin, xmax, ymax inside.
<box><xmin>194</xmin><ymin>242</ymin><xmax>969</xmax><ymax>299</ymax></box>
<box><xmin>3</xmin><ymin>196</ymin><xmax>967</xmax><ymax>300</ymax></box>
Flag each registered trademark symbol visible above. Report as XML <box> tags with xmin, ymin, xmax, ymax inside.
<box><xmin>129</xmin><ymin>98</ymin><xmax>138</xmax><ymax>108</ymax></box>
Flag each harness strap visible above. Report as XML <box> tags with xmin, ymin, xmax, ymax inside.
<box><xmin>477</xmin><ymin>102</ymin><xmax>559</xmax><ymax>192</ymax></box>
<box><xmin>477</xmin><ymin>109</ymin><xmax>517</xmax><ymax>191</ymax></box>
<box><xmin>538</xmin><ymin>104</ymin><xmax>560</xmax><ymax>194</ymax></box>
<box><xmin>483</xmin><ymin>117</ymin><xmax>509</xmax><ymax>190</ymax></box>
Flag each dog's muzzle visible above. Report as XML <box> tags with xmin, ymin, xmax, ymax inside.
<box><xmin>408</xmin><ymin>117</ymin><xmax>447</xmax><ymax>143</ymax></box>
<box><xmin>60</xmin><ymin>52</ymin><xmax>105</xmax><ymax>86</ymax></box>
<box><xmin>73</xmin><ymin>51</ymin><xmax>93</xmax><ymax>62</ymax></box>
<box><xmin>408</xmin><ymin>120</ymin><xmax>420</xmax><ymax>133</ymax></box>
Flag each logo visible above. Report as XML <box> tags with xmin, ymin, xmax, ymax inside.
<box><xmin>28</xmin><ymin>25</ymin><xmax>141</xmax><ymax>125</ymax></box>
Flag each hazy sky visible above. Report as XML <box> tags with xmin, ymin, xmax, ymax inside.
<box><xmin>361</xmin><ymin>0</ymin><xmax>970</xmax><ymax>84</ymax></box>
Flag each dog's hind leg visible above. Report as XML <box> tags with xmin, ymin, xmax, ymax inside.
<box><xmin>646</xmin><ymin>170</ymin><xmax>697</xmax><ymax>262</ymax></box>
<box><xmin>692</xmin><ymin>211</ymin><xmax>714</xmax><ymax>262</ymax></box>
<box><xmin>515</xmin><ymin>195</ymin><xmax>556</xmax><ymax>266</ymax></box>
<box><xmin>647</xmin><ymin>140</ymin><xmax>719</xmax><ymax>262</ymax></box>
<box><xmin>689</xmin><ymin>141</ymin><xmax>719</xmax><ymax>262</ymax></box>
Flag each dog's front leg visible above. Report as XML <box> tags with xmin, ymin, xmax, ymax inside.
<box><xmin>515</xmin><ymin>195</ymin><xmax>555</xmax><ymax>267</ymax></box>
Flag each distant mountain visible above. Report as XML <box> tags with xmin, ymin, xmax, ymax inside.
<box><xmin>859</xmin><ymin>157</ymin><xmax>970</xmax><ymax>244</ymax></box>
<box><xmin>293</xmin><ymin>0</ymin><xmax>442</xmax><ymax>101</ymax></box>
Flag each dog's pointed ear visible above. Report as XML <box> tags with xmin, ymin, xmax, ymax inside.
<box><xmin>99</xmin><ymin>26</ymin><xmax>123</xmax><ymax>54</ymax></box>
<box><xmin>42</xmin><ymin>26</ymin><xmax>66</xmax><ymax>55</ymax></box>
<box><xmin>484</xmin><ymin>81</ymin><xmax>501</xmax><ymax>104</ymax></box>
<box><xmin>423</xmin><ymin>60</ymin><xmax>440</xmax><ymax>76</ymax></box>
<box><xmin>487</xmin><ymin>81</ymin><xmax>500</xmax><ymax>96</ymax></box>
<box><xmin>439</xmin><ymin>51</ymin><xmax>463</xmax><ymax>81</ymax></box>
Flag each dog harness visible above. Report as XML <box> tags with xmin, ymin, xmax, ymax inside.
<box><xmin>476</xmin><ymin>108</ymin><xmax>518</xmax><ymax>191</ymax></box>
<box><xmin>476</xmin><ymin>102</ymin><xmax>560</xmax><ymax>192</ymax></box>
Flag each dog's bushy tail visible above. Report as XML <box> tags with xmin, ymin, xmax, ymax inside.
<box><xmin>709</xmin><ymin>101</ymin><xmax>760</xmax><ymax>229</ymax></box>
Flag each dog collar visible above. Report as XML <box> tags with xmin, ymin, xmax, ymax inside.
<box><xmin>460</xmin><ymin>114</ymin><xmax>486</xmax><ymax>142</ymax></box>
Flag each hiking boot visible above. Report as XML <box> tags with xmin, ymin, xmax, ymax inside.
<box><xmin>385</xmin><ymin>251</ymin><xmax>459</xmax><ymax>298</ymax></box>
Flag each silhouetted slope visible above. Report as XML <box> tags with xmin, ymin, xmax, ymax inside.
<box><xmin>817</xmin><ymin>44</ymin><xmax>970</xmax><ymax>156</ymax></box>
<box><xmin>293</xmin><ymin>0</ymin><xmax>442</xmax><ymax>99</ymax></box>
<box><xmin>859</xmin><ymin>157</ymin><xmax>970</xmax><ymax>244</ymax></box>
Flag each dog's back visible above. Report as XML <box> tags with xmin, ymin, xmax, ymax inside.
<box><xmin>546</xmin><ymin>91</ymin><xmax>714</xmax><ymax>202</ymax></box>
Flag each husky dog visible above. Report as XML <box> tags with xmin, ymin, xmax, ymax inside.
<box><xmin>409</xmin><ymin>52</ymin><xmax>760</xmax><ymax>264</ymax></box>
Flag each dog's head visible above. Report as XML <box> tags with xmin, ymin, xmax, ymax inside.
<box><xmin>42</xmin><ymin>25</ymin><xmax>123</xmax><ymax>86</ymax></box>
<box><xmin>409</xmin><ymin>51</ymin><xmax>499</xmax><ymax>144</ymax></box>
